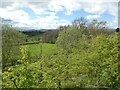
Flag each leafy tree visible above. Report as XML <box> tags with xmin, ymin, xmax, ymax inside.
<box><xmin>2</xmin><ymin>46</ymin><xmax>43</xmax><ymax>88</ymax></box>
<box><xmin>72</xmin><ymin>17</ymin><xmax>87</xmax><ymax>29</ymax></box>
<box><xmin>2</xmin><ymin>25</ymin><xmax>26</xmax><ymax>69</ymax></box>
<box><xmin>42</xmin><ymin>30</ymin><xmax>59</xmax><ymax>44</ymax></box>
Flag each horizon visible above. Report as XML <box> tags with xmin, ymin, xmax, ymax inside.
<box><xmin>0</xmin><ymin>0</ymin><xmax>119</xmax><ymax>30</ymax></box>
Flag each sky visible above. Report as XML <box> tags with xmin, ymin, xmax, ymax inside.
<box><xmin>0</xmin><ymin>0</ymin><xmax>119</xmax><ymax>30</ymax></box>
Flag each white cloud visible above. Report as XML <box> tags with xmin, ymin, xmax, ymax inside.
<box><xmin>86</xmin><ymin>15</ymin><xmax>100</xmax><ymax>20</ymax></box>
<box><xmin>84</xmin><ymin>4</ymin><xmax>106</xmax><ymax>15</ymax></box>
<box><xmin>12</xmin><ymin>13</ymin><xmax>70</xmax><ymax>29</ymax></box>
<box><xmin>29</xmin><ymin>14</ymin><xmax>70</xmax><ymax>29</ymax></box>
<box><xmin>48</xmin><ymin>0</ymin><xmax>81</xmax><ymax>15</ymax></box>
<box><xmin>0</xmin><ymin>1</ymin><xmax>70</xmax><ymax>29</ymax></box>
<box><xmin>0</xmin><ymin>0</ymin><xmax>119</xmax><ymax>29</ymax></box>
<box><xmin>106</xmin><ymin>2</ymin><xmax>118</xmax><ymax>17</ymax></box>
<box><xmin>106</xmin><ymin>22</ymin><xmax>118</xmax><ymax>29</ymax></box>
<box><xmin>0</xmin><ymin>8</ymin><xmax>30</xmax><ymax>24</ymax></box>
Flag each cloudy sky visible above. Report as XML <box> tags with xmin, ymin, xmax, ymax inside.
<box><xmin>0</xmin><ymin>0</ymin><xmax>119</xmax><ymax>30</ymax></box>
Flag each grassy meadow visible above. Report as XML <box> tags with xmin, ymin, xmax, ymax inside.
<box><xmin>21</xmin><ymin>43</ymin><xmax>57</xmax><ymax>57</ymax></box>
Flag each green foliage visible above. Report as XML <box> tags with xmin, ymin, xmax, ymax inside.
<box><xmin>2</xmin><ymin>25</ymin><xmax>27</xmax><ymax>69</ymax></box>
<box><xmin>42</xmin><ymin>30</ymin><xmax>59</xmax><ymax>44</ymax></box>
<box><xmin>78</xmin><ymin>34</ymin><xmax>120</xmax><ymax>88</ymax></box>
<box><xmin>2</xmin><ymin>20</ymin><xmax>120</xmax><ymax>89</ymax></box>
<box><xmin>2</xmin><ymin>46</ymin><xmax>43</xmax><ymax>88</ymax></box>
<box><xmin>21</xmin><ymin>30</ymin><xmax>44</xmax><ymax>42</ymax></box>
<box><xmin>56</xmin><ymin>26</ymin><xmax>84</xmax><ymax>52</ymax></box>
<box><xmin>3</xmin><ymin>32</ymin><xmax>120</xmax><ymax>88</ymax></box>
<box><xmin>56</xmin><ymin>26</ymin><xmax>120</xmax><ymax>88</ymax></box>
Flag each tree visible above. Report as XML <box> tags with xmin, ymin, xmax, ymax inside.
<box><xmin>72</xmin><ymin>17</ymin><xmax>87</xmax><ymax>29</ymax></box>
<box><xmin>42</xmin><ymin>30</ymin><xmax>59</xmax><ymax>44</ymax></box>
<box><xmin>87</xmin><ymin>19</ymin><xmax>108</xmax><ymax>36</ymax></box>
<box><xmin>2</xmin><ymin>25</ymin><xmax>26</xmax><ymax>69</ymax></box>
<box><xmin>56</xmin><ymin>26</ymin><xmax>84</xmax><ymax>52</ymax></box>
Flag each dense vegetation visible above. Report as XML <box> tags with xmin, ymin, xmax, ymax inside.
<box><xmin>2</xmin><ymin>25</ymin><xmax>27</xmax><ymax>69</ymax></box>
<box><xmin>1</xmin><ymin>18</ymin><xmax>120</xmax><ymax>89</ymax></box>
<box><xmin>21</xmin><ymin>29</ymin><xmax>59</xmax><ymax>44</ymax></box>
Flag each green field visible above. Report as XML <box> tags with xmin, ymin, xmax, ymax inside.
<box><xmin>21</xmin><ymin>43</ymin><xmax>57</xmax><ymax>57</ymax></box>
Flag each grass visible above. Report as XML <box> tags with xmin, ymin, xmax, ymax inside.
<box><xmin>21</xmin><ymin>43</ymin><xmax>57</xmax><ymax>57</ymax></box>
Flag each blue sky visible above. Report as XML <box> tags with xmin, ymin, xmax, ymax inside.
<box><xmin>0</xmin><ymin>0</ymin><xmax>119</xmax><ymax>29</ymax></box>
<box><xmin>21</xmin><ymin>7</ymin><xmax>37</xmax><ymax>20</ymax></box>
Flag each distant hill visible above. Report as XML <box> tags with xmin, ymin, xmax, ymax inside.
<box><xmin>15</xmin><ymin>27</ymin><xmax>57</xmax><ymax>31</ymax></box>
<box><xmin>21</xmin><ymin>30</ymin><xmax>45</xmax><ymax>37</ymax></box>
<box><xmin>20</xmin><ymin>29</ymin><xmax>59</xmax><ymax>37</ymax></box>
